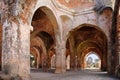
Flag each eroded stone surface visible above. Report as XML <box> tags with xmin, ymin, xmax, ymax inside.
<box><xmin>0</xmin><ymin>0</ymin><xmax>119</xmax><ymax>79</ymax></box>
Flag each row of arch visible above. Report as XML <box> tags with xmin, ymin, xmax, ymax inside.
<box><xmin>29</xmin><ymin>6</ymin><xmax>108</xmax><ymax>72</ymax></box>
<box><xmin>0</xmin><ymin>1</ymin><xmax>112</xmax><ymax>74</ymax></box>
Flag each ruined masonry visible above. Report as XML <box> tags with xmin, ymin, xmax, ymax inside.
<box><xmin>0</xmin><ymin>0</ymin><xmax>120</xmax><ymax>80</ymax></box>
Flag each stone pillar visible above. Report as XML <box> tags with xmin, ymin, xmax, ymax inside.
<box><xmin>31</xmin><ymin>47</ymin><xmax>40</xmax><ymax>69</ymax></box>
<box><xmin>109</xmin><ymin>0</ymin><xmax>120</xmax><ymax>75</ymax></box>
<box><xmin>113</xmin><ymin>10</ymin><xmax>120</xmax><ymax>77</ymax></box>
<box><xmin>69</xmin><ymin>35</ymin><xmax>76</xmax><ymax>70</ymax></box>
<box><xmin>2</xmin><ymin>21</ymin><xmax>31</xmax><ymax>79</ymax></box>
<box><xmin>117</xmin><ymin>16</ymin><xmax>120</xmax><ymax>65</ymax></box>
<box><xmin>55</xmin><ymin>41</ymin><xmax>66</xmax><ymax>73</ymax></box>
<box><xmin>1</xmin><ymin>1</ymin><xmax>31</xmax><ymax>79</ymax></box>
<box><xmin>101</xmin><ymin>55</ymin><xmax>107</xmax><ymax>71</ymax></box>
<box><xmin>107</xmin><ymin>40</ymin><xmax>113</xmax><ymax>73</ymax></box>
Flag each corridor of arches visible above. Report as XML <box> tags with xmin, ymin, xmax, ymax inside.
<box><xmin>66</xmin><ymin>25</ymin><xmax>108</xmax><ymax>71</ymax></box>
<box><xmin>30</xmin><ymin>7</ymin><xmax>56</xmax><ymax>71</ymax></box>
<box><xmin>30</xmin><ymin>6</ymin><xmax>108</xmax><ymax>73</ymax></box>
<box><xmin>84</xmin><ymin>52</ymin><xmax>101</xmax><ymax>70</ymax></box>
<box><xmin>0</xmin><ymin>0</ymin><xmax>120</xmax><ymax>80</ymax></box>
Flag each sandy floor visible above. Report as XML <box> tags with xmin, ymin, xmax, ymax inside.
<box><xmin>31</xmin><ymin>69</ymin><xmax>120</xmax><ymax>80</ymax></box>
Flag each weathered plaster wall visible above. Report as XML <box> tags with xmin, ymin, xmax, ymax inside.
<box><xmin>53</xmin><ymin>0</ymin><xmax>94</xmax><ymax>10</ymax></box>
<box><xmin>0</xmin><ymin>0</ymin><xmax>31</xmax><ymax>79</ymax></box>
<box><xmin>0</xmin><ymin>0</ymin><xmax>116</xmax><ymax>79</ymax></box>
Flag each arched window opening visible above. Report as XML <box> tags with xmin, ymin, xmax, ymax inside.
<box><xmin>51</xmin><ymin>54</ymin><xmax>56</xmax><ymax>69</ymax></box>
<box><xmin>30</xmin><ymin>54</ymin><xmax>36</xmax><ymax>68</ymax></box>
<box><xmin>85</xmin><ymin>51</ymin><xmax>101</xmax><ymax>70</ymax></box>
<box><xmin>66</xmin><ymin>55</ymin><xmax>70</xmax><ymax>70</ymax></box>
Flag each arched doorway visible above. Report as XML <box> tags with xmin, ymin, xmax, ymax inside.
<box><xmin>51</xmin><ymin>54</ymin><xmax>56</xmax><ymax>69</ymax></box>
<box><xmin>30</xmin><ymin>46</ymin><xmax>41</xmax><ymax>69</ymax></box>
<box><xmin>84</xmin><ymin>51</ymin><xmax>101</xmax><ymax>70</ymax></box>
<box><xmin>30</xmin><ymin>33</ymin><xmax>54</xmax><ymax>71</ymax></box>
<box><xmin>66</xmin><ymin>55</ymin><xmax>70</xmax><ymax>70</ymax></box>
<box><xmin>30</xmin><ymin>54</ymin><xmax>36</xmax><ymax>68</ymax></box>
<box><xmin>66</xmin><ymin>40</ymin><xmax>71</xmax><ymax>70</ymax></box>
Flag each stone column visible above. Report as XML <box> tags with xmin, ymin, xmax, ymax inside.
<box><xmin>109</xmin><ymin>0</ymin><xmax>120</xmax><ymax>75</ymax></box>
<box><xmin>117</xmin><ymin>15</ymin><xmax>120</xmax><ymax>65</ymax></box>
<box><xmin>101</xmin><ymin>54</ymin><xmax>107</xmax><ymax>71</ymax></box>
<box><xmin>18</xmin><ymin>22</ymin><xmax>31</xmax><ymax>80</ymax></box>
<box><xmin>55</xmin><ymin>40</ymin><xmax>66</xmax><ymax>73</ymax></box>
<box><xmin>1</xmin><ymin>1</ymin><xmax>31</xmax><ymax>79</ymax></box>
<box><xmin>117</xmin><ymin>27</ymin><xmax>120</xmax><ymax>65</ymax></box>
<box><xmin>107</xmin><ymin>40</ymin><xmax>112</xmax><ymax>73</ymax></box>
<box><xmin>2</xmin><ymin>21</ymin><xmax>31</xmax><ymax>80</ymax></box>
<box><xmin>69</xmin><ymin>35</ymin><xmax>76</xmax><ymax>70</ymax></box>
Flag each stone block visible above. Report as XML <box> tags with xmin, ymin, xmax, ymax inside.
<box><xmin>0</xmin><ymin>74</ymin><xmax>22</xmax><ymax>80</ymax></box>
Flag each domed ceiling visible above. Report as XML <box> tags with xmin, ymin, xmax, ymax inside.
<box><xmin>52</xmin><ymin>0</ymin><xmax>94</xmax><ymax>12</ymax></box>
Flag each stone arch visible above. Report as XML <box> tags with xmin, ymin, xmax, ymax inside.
<box><xmin>37</xmin><ymin>31</ymin><xmax>54</xmax><ymax>51</ymax></box>
<box><xmin>31</xmin><ymin>37</ymin><xmax>47</xmax><ymax>55</ymax></box>
<box><xmin>80</xmin><ymin>47</ymin><xmax>102</xmax><ymax>70</ymax></box>
<box><xmin>84</xmin><ymin>51</ymin><xmax>101</xmax><ymax>69</ymax></box>
<box><xmin>30</xmin><ymin>37</ymin><xmax>48</xmax><ymax>69</ymax></box>
<box><xmin>76</xmin><ymin>40</ymin><xmax>103</xmax><ymax>69</ymax></box>
<box><xmin>30</xmin><ymin>5</ymin><xmax>59</xmax><ymax>70</ymax></box>
<box><xmin>21</xmin><ymin>1</ymin><xmax>60</xmax><ymax>33</ymax></box>
<box><xmin>77</xmin><ymin>40</ymin><xmax>103</xmax><ymax>55</ymax></box>
<box><xmin>30</xmin><ymin>7</ymin><xmax>59</xmax><ymax>67</ymax></box>
<box><xmin>67</xmin><ymin>23</ymin><xmax>108</xmax><ymax>39</ymax></box>
<box><xmin>101</xmin><ymin>6</ymin><xmax>113</xmax><ymax>12</ymax></box>
<box><xmin>67</xmin><ymin>23</ymin><xmax>108</xmax><ymax>70</ymax></box>
<box><xmin>30</xmin><ymin>47</ymin><xmax>40</xmax><ymax>69</ymax></box>
<box><xmin>77</xmin><ymin>40</ymin><xmax>103</xmax><ymax>69</ymax></box>
<box><xmin>99</xmin><ymin>6</ymin><xmax>113</xmax><ymax>14</ymax></box>
<box><xmin>37</xmin><ymin>31</ymin><xmax>55</xmax><ymax>69</ymax></box>
<box><xmin>30</xmin><ymin>6</ymin><xmax>60</xmax><ymax>43</ymax></box>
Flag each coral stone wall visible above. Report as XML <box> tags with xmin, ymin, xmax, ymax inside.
<box><xmin>0</xmin><ymin>0</ymin><xmax>118</xmax><ymax>79</ymax></box>
<box><xmin>55</xmin><ymin>0</ymin><xmax>94</xmax><ymax>10</ymax></box>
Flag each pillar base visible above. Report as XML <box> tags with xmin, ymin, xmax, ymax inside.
<box><xmin>101</xmin><ymin>66</ymin><xmax>107</xmax><ymax>71</ymax></box>
<box><xmin>0</xmin><ymin>74</ymin><xmax>10</xmax><ymax>80</ymax></box>
<box><xmin>0</xmin><ymin>73</ymin><xmax>31</xmax><ymax>80</ymax></box>
<box><xmin>55</xmin><ymin>68</ymin><xmax>66</xmax><ymax>73</ymax></box>
<box><xmin>115</xmin><ymin>65</ymin><xmax>120</xmax><ymax>77</ymax></box>
<box><xmin>0</xmin><ymin>74</ymin><xmax>22</xmax><ymax>80</ymax></box>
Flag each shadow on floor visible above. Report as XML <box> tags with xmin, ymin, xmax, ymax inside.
<box><xmin>31</xmin><ymin>68</ymin><xmax>120</xmax><ymax>80</ymax></box>
<box><xmin>31</xmin><ymin>68</ymin><xmax>55</xmax><ymax>73</ymax></box>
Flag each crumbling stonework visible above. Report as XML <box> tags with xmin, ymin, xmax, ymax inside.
<box><xmin>1</xmin><ymin>0</ymin><xmax>31</xmax><ymax>80</ymax></box>
<box><xmin>115</xmin><ymin>13</ymin><xmax>120</xmax><ymax>77</ymax></box>
<box><xmin>0</xmin><ymin>0</ymin><xmax>119</xmax><ymax>79</ymax></box>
